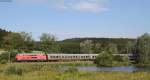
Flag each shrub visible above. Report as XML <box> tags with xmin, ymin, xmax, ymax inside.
<box><xmin>113</xmin><ymin>55</ymin><xmax>130</xmax><ymax>66</ymax></box>
<box><xmin>0</xmin><ymin>51</ymin><xmax>17</xmax><ymax>62</ymax></box>
<box><xmin>4</xmin><ymin>65</ymin><xmax>23</xmax><ymax>75</ymax></box>
<box><xmin>94</xmin><ymin>51</ymin><xmax>114</xmax><ymax>67</ymax></box>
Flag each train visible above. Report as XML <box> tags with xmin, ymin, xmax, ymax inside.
<box><xmin>15</xmin><ymin>53</ymin><xmax>98</xmax><ymax>61</ymax></box>
<box><xmin>15</xmin><ymin>53</ymin><xmax>134</xmax><ymax>62</ymax></box>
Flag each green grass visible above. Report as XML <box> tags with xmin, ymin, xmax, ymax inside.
<box><xmin>0</xmin><ymin>63</ymin><xmax>149</xmax><ymax>80</ymax></box>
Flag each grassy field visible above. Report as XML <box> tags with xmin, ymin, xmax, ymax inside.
<box><xmin>0</xmin><ymin>63</ymin><xmax>149</xmax><ymax>80</ymax></box>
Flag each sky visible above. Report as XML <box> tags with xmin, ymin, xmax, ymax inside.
<box><xmin>0</xmin><ymin>0</ymin><xmax>150</xmax><ymax>40</ymax></box>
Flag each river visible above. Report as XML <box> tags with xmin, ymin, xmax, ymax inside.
<box><xmin>77</xmin><ymin>66</ymin><xmax>150</xmax><ymax>72</ymax></box>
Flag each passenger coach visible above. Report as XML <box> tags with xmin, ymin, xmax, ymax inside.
<box><xmin>47</xmin><ymin>54</ymin><xmax>98</xmax><ymax>61</ymax></box>
<box><xmin>16</xmin><ymin>53</ymin><xmax>98</xmax><ymax>61</ymax></box>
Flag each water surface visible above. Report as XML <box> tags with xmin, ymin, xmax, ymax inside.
<box><xmin>78</xmin><ymin>66</ymin><xmax>150</xmax><ymax>72</ymax></box>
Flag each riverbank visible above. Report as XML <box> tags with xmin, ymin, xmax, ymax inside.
<box><xmin>0</xmin><ymin>70</ymin><xmax>150</xmax><ymax>80</ymax></box>
<box><xmin>0</xmin><ymin>63</ymin><xmax>149</xmax><ymax>80</ymax></box>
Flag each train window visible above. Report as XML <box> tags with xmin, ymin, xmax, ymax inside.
<box><xmin>92</xmin><ymin>56</ymin><xmax>96</xmax><ymax>59</ymax></box>
<box><xmin>68</xmin><ymin>56</ymin><xmax>71</xmax><ymax>58</ymax></box>
<box><xmin>51</xmin><ymin>56</ymin><xmax>54</xmax><ymax>58</ymax></box>
<box><xmin>30</xmin><ymin>55</ymin><xmax>36</xmax><ymax>56</ymax></box>
<box><xmin>83</xmin><ymin>56</ymin><xmax>85</xmax><ymax>58</ymax></box>
<box><xmin>73</xmin><ymin>56</ymin><xmax>75</xmax><ymax>58</ymax></box>
<box><xmin>81</xmin><ymin>56</ymin><xmax>84</xmax><ymax>58</ymax></box>
<box><xmin>92</xmin><ymin>56</ymin><xmax>94</xmax><ymax>58</ymax></box>
<box><xmin>32</xmin><ymin>57</ymin><xmax>37</xmax><ymax>58</ymax></box>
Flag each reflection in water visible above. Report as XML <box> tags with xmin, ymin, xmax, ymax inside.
<box><xmin>78</xmin><ymin>66</ymin><xmax>150</xmax><ymax>72</ymax></box>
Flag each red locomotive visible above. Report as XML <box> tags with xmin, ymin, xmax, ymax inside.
<box><xmin>16</xmin><ymin>53</ymin><xmax>47</xmax><ymax>61</ymax></box>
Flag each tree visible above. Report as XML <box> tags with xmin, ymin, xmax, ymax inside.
<box><xmin>113</xmin><ymin>55</ymin><xmax>130</xmax><ymax>66</ymax></box>
<box><xmin>2</xmin><ymin>33</ymin><xmax>23</xmax><ymax>62</ymax></box>
<box><xmin>124</xmin><ymin>41</ymin><xmax>135</xmax><ymax>54</ymax></box>
<box><xmin>135</xmin><ymin>33</ymin><xmax>150</xmax><ymax>64</ymax></box>
<box><xmin>59</xmin><ymin>38</ymin><xmax>135</xmax><ymax>54</ymax></box>
<box><xmin>2</xmin><ymin>33</ymin><xmax>23</xmax><ymax>51</ymax></box>
<box><xmin>19</xmin><ymin>32</ymin><xmax>34</xmax><ymax>52</ymax></box>
<box><xmin>94</xmin><ymin>51</ymin><xmax>113</xmax><ymax>66</ymax></box>
<box><xmin>40</xmin><ymin>33</ymin><xmax>60</xmax><ymax>54</ymax></box>
<box><xmin>107</xmin><ymin>43</ymin><xmax>119</xmax><ymax>54</ymax></box>
<box><xmin>80</xmin><ymin>40</ymin><xmax>94</xmax><ymax>54</ymax></box>
<box><xmin>2</xmin><ymin>32</ymin><xmax>34</xmax><ymax>53</ymax></box>
<box><xmin>0</xmin><ymin>28</ymin><xmax>10</xmax><ymax>48</ymax></box>
<box><xmin>94</xmin><ymin>43</ymin><xmax>102</xmax><ymax>54</ymax></box>
<box><xmin>0</xmin><ymin>52</ymin><xmax>17</xmax><ymax>63</ymax></box>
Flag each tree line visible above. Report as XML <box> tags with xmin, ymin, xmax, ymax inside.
<box><xmin>0</xmin><ymin>28</ymin><xmax>150</xmax><ymax>65</ymax></box>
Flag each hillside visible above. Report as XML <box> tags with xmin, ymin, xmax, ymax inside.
<box><xmin>59</xmin><ymin>38</ymin><xmax>136</xmax><ymax>53</ymax></box>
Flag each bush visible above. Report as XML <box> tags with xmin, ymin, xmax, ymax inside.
<box><xmin>4</xmin><ymin>65</ymin><xmax>23</xmax><ymax>75</ymax></box>
<box><xmin>94</xmin><ymin>51</ymin><xmax>114</xmax><ymax>67</ymax></box>
<box><xmin>114</xmin><ymin>55</ymin><xmax>130</xmax><ymax>66</ymax></box>
<box><xmin>114</xmin><ymin>55</ymin><xmax>123</xmax><ymax>61</ymax></box>
<box><xmin>0</xmin><ymin>51</ymin><xmax>17</xmax><ymax>62</ymax></box>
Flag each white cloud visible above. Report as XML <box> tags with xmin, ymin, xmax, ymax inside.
<box><xmin>14</xmin><ymin>0</ymin><xmax>108</xmax><ymax>13</ymax></box>
<box><xmin>72</xmin><ymin>1</ymin><xmax>103</xmax><ymax>12</ymax></box>
<box><xmin>65</xmin><ymin>0</ymin><xmax>108</xmax><ymax>13</ymax></box>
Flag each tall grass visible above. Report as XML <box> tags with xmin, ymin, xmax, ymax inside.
<box><xmin>0</xmin><ymin>63</ymin><xmax>149</xmax><ymax>80</ymax></box>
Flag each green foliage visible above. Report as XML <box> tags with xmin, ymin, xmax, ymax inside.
<box><xmin>65</xmin><ymin>67</ymin><xmax>78</xmax><ymax>73</ymax></box>
<box><xmin>0</xmin><ymin>28</ymin><xmax>11</xmax><ymax>48</ymax></box>
<box><xmin>0</xmin><ymin>52</ymin><xmax>17</xmax><ymax>62</ymax></box>
<box><xmin>80</xmin><ymin>40</ymin><xmax>94</xmax><ymax>54</ymax></box>
<box><xmin>60</xmin><ymin>38</ymin><xmax>135</xmax><ymax>54</ymax></box>
<box><xmin>19</xmin><ymin>32</ymin><xmax>35</xmax><ymax>52</ymax></box>
<box><xmin>135</xmin><ymin>33</ymin><xmax>150</xmax><ymax>64</ymax></box>
<box><xmin>60</xmin><ymin>42</ymin><xmax>80</xmax><ymax>53</ymax></box>
<box><xmin>114</xmin><ymin>55</ymin><xmax>123</xmax><ymax>61</ymax></box>
<box><xmin>40</xmin><ymin>33</ymin><xmax>60</xmax><ymax>53</ymax></box>
<box><xmin>124</xmin><ymin>41</ymin><xmax>135</xmax><ymax>54</ymax></box>
<box><xmin>1</xmin><ymin>32</ymin><xmax>34</xmax><ymax>52</ymax></box>
<box><xmin>94</xmin><ymin>43</ymin><xmax>102</xmax><ymax>54</ymax></box>
<box><xmin>94</xmin><ymin>51</ymin><xmax>114</xmax><ymax>66</ymax></box>
<box><xmin>2</xmin><ymin>33</ymin><xmax>23</xmax><ymax>51</ymax></box>
<box><xmin>107</xmin><ymin>43</ymin><xmax>119</xmax><ymax>54</ymax></box>
<box><xmin>4</xmin><ymin>65</ymin><xmax>23</xmax><ymax>75</ymax></box>
<box><xmin>95</xmin><ymin>50</ymin><xmax>130</xmax><ymax>66</ymax></box>
<box><xmin>0</xmin><ymin>63</ymin><xmax>149</xmax><ymax>80</ymax></box>
<box><xmin>0</xmin><ymin>60</ymin><xmax>7</xmax><ymax>64</ymax></box>
<box><xmin>113</xmin><ymin>55</ymin><xmax>130</xmax><ymax>66</ymax></box>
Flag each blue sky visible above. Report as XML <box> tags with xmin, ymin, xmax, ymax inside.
<box><xmin>0</xmin><ymin>0</ymin><xmax>150</xmax><ymax>40</ymax></box>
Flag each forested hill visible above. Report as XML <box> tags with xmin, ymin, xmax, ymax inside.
<box><xmin>59</xmin><ymin>38</ymin><xmax>136</xmax><ymax>53</ymax></box>
<box><xmin>61</xmin><ymin>38</ymin><xmax>135</xmax><ymax>44</ymax></box>
<box><xmin>0</xmin><ymin>28</ymin><xmax>136</xmax><ymax>54</ymax></box>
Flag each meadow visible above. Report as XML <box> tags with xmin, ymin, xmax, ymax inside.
<box><xmin>0</xmin><ymin>63</ymin><xmax>149</xmax><ymax>80</ymax></box>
